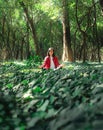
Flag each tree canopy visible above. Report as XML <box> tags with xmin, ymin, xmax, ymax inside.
<box><xmin>0</xmin><ymin>0</ymin><xmax>102</xmax><ymax>62</ymax></box>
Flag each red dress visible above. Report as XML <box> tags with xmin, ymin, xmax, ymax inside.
<box><xmin>41</xmin><ymin>56</ymin><xmax>60</xmax><ymax>69</ymax></box>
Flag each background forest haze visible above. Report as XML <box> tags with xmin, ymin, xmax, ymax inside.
<box><xmin>0</xmin><ymin>0</ymin><xmax>103</xmax><ymax>62</ymax></box>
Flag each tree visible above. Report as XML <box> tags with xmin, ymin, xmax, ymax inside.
<box><xmin>99</xmin><ymin>0</ymin><xmax>103</xmax><ymax>15</ymax></box>
<box><xmin>19</xmin><ymin>1</ymin><xmax>40</xmax><ymax>56</ymax></box>
<box><xmin>61</xmin><ymin>0</ymin><xmax>74</xmax><ymax>62</ymax></box>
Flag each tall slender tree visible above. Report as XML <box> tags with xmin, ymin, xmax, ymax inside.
<box><xmin>61</xmin><ymin>0</ymin><xmax>74</xmax><ymax>62</ymax></box>
<box><xmin>20</xmin><ymin>1</ymin><xmax>40</xmax><ymax>55</ymax></box>
<box><xmin>99</xmin><ymin>0</ymin><xmax>103</xmax><ymax>14</ymax></box>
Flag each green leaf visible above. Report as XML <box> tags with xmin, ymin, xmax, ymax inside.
<box><xmin>22</xmin><ymin>80</ymin><xmax>29</xmax><ymax>85</ymax></box>
<box><xmin>0</xmin><ymin>118</ymin><xmax>3</xmax><ymax>123</ymax></box>
<box><xmin>32</xmin><ymin>86</ymin><xmax>41</xmax><ymax>94</ymax></box>
<box><xmin>6</xmin><ymin>83</ymin><xmax>13</xmax><ymax>89</ymax></box>
<box><xmin>38</xmin><ymin>100</ymin><xmax>49</xmax><ymax>111</ymax></box>
<box><xmin>16</xmin><ymin>125</ymin><xmax>26</xmax><ymax>130</ymax></box>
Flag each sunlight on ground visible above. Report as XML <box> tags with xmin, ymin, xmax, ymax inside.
<box><xmin>0</xmin><ymin>72</ymin><xmax>14</xmax><ymax>77</ymax></box>
<box><xmin>23</xmin><ymin>90</ymin><xmax>33</xmax><ymax>99</ymax></box>
<box><xmin>20</xmin><ymin>68</ymin><xmax>41</xmax><ymax>73</ymax></box>
<box><xmin>13</xmin><ymin>61</ymin><xmax>26</xmax><ymax>66</ymax></box>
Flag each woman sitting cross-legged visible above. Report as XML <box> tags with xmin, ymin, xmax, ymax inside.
<box><xmin>39</xmin><ymin>47</ymin><xmax>63</xmax><ymax>70</ymax></box>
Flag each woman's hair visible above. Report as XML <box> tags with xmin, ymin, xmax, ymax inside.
<box><xmin>47</xmin><ymin>47</ymin><xmax>55</xmax><ymax>57</ymax></box>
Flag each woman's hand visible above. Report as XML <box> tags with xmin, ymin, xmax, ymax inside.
<box><xmin>38</xmin><ymin>65</ymin><xmax>42</xmax><ymax>68</ymax></box>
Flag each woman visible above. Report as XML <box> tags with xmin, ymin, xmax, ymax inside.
<box><xmin>39</xmin><ymin>47</ymin><xmax>63</xmax><ymax>70</ymax></box>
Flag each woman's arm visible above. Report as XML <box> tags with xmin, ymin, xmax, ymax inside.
<box><xmin>39</xmin><ymin>56</ymin><xmax>48</xmax><ymax>69</ymax></box>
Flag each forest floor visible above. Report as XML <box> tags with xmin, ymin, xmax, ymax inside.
<box><xmin>0</xmin><ymin>60</ymin><xmax>103</xmax><ymax>130</ymax></box>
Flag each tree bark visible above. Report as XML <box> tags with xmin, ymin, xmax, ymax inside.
<box><xmin>75</xmin><ymin>0</ymin><xmax>87</xmax><ymax>62</ymax></box>
<box><xmin>26</xmin><ymin>23</ymin><xmax>30</xmax><ymax>59</ymax></box>
<box><xmin>20</xmin><ymin>38</ymin><xmax>24</xmax><ymax>60</ymax></box>
<box><xmin>62</xmin><ymin>0</ymin><xmax>74</xmax><ymax>62</ymax></box>
<box><xmin>20</xmin><ymin>1</ymin><xmax>40</xmax><ymax>55</ymax></box>
<box><xmin>99</xmin><ymin>0</ymin><xmax>103</xmax><ymax>14</ymax></box>
<box><xmin>92</xmin><ymin>0</ymin><xmax>101</xmax><ymax>62</ymax></box>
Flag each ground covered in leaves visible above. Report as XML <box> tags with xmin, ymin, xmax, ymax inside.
<box><xmin>0</xmin><ymin>61</ymin><xmax>103</xmax><ymax>130</ymax></box>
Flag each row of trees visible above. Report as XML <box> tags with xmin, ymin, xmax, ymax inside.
<box><xmin>0</xmin><ymin>0</ymin><xmax>103</xmax><ymax>62</ymax></box>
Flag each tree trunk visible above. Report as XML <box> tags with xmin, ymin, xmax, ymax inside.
<box><xmin>11</xmin><ymin>30</ymin><xmax>16</xmax><ymax>59</ymax></box>
<box><xmin>1</xmin><ymin>15</ymin><xmax>6</xmax><ymax>49</ymax></box>
<box><xmin>20</xmin><ymin>1</ymin><xmax>40</xmax><ymax>56</ymax></box>
<box><xmin>6</xmin><ymin>26</ymin><xmax>12</xmax><ymax>59</ymax></box>
<box><xmin>26</xmin><ymin>22</ymin><xmax>30</xmax><ymax>59</ymax></box>
<box><xmin>92</xmin><ymin>0</ymin><xmax>101</xmax><ymax>62</ymax></box>
<box><xmin>82</xmin><ymin>32</ymin><xmax>86</xmax><ymax>62</ymax></box>
<box><xmin>99</xmin><ymin>0</ymin><xmax>103</xmax><ymax>15</ymax></box>
<box><xmin>75</xmin><ymin>0</ymin><xmax>87</xmax><ymax>62</ymax></box>
<box><xmin>20</xmin><ymin>38</ymin><xmax>24</xmax><ymax>60</ymax></box>
<box><xmin>62</xmin><ymin>0</ymin><xmax>74</xmax><ymax>62</ymax></box>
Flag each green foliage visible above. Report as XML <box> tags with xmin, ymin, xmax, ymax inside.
<box><xmin>32</xmin><ymin>86</ymin><xmax>41</xmax><ymax>94</ymax></box>
<box><xmin>0</xmin><ymin>61</ymin><xmax>103</xmax><ymax>129</ymax></box>
<box><xmin>26</xmin><ymin>55</ymin><xmax>42</xmax><ymax>67</ymax></box>
<box><xmin>22</xmin><ymin>79</ymin><xmax>29</xmax><ymax>85</ymax></box>
<box><xmin>6</xmin><ymin>83</ymin><xmax>13</xmax><ymax>89</ymax></box>
<box><xmin>0</xmin><ymin>0</ymin><xmax>102</xmax><ymax>61</ymax></box>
